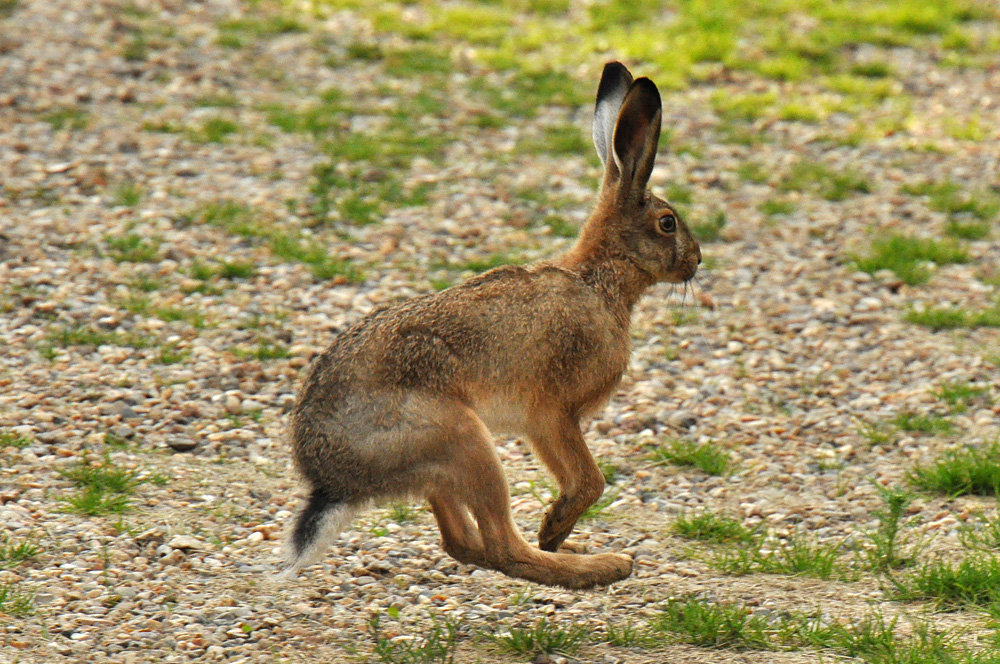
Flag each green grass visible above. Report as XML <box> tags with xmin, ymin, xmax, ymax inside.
<box><xmin>369</xmin><ymin>613</ymin><xmax>460</xmax><ymax>664</ymax></box>
<box><xmin>853</xmin><ymin>233</ymin><xmax>969</xmax><ymax>285</ymax></box>
<box><xmin>58</xmin><ymin>453</ymin><xmax>152</xmax><ymax>517</ymax></box>
<box><xmin>707</xmin><ymin>531</ymin><xmax>850</xmax><ymax>580</ymax></box>
<box><xmin>947</xmin><ymin>220</ymin><xmax>991</xmax><ymax>240</ymax></box>
<box><xmin>0</xmin><ymin>535</ymin><xmax>40</xmax><ymax>570</ymax></box>
<box><xmin>691</xmin><ymin>211</ymin><xmax>728</xmax><ymax>243</ymax></box>
<box><xmin>195</xmin><ymin>200</ymin><xmax>264</xmax><ymax>237</ymax></box>
<box><xmin>737</xmin><ymin>161</ymin><xmax>769</xmax><ymax>184</ymax></box>
<box><xmin>540</xmin><ymin>215</ymin><xmax>577</xmax><ymax>238</ymax></box>
<box><xmin>105</xmin><ymin>233</ymin><xmax>160</xmax><ymax>263</ymax></box>
<box><xmin>43</xmin><ymin>107</ymin><xmax>89</xmax><ymax>131</ymax></box>
<box><xmin>672</xmin><ymin>510</ymin><xmax>757</xmax><ymax>544</ymax></box>
<box><xmin>152</xmin><ymin>306</ymin><xmax>205</xmax><ymax>328</ymax></box>
<box><xmin>851</xmin><ymin>60</ymin><xmax>895</xmax><ymax>78</ymax></box>
<box><xmin>650</xmin><ymin>596</ymin><xmax>772</xmax><ymax>649</ymax></box>
<box><xmin>515</xmin><ymin>124</ymin><xmax>588</xmax><ymax>155</ymax></box>
<box><xmin>856</xmin><ymin>418</ymin><xmax>895</xmax><ymax>447</ymax></box>
<box><xmin>933</xmin><ymin>380</ymin><xmax>991</xmax><ymax>413</ymax></box>
<box><xmin>960</xmin><ymin>511</ymin><xmax>1000</xmax><ymax>552</ymax></box>
<box><xmin>113</xmin><ymin>181</ymin><xmax>142</xmax><ymax>207</ymax></box>
<box><xmin>0</xmin><ymin>430</ymin><xmax>32</xmax><ymax>450</ymax></box>
<box><xmin>907</xmin><ymin>442</ymin><xmax>1000</xmax><ymax>497</ymax></box>
<box><xmin>711</xmin><ymin>91</ymin><xmax>777</xmax><ymax>122</ymax></box>
<box><xmin>192</xmin><ymin>117</ymin><xmax>240</xmax><ymax>143</ymax></box>
<box><xmin>579</xmin><ymin>487</ymin><xmax>619</xmax><ymax>521</ymax></box>
<box><xmin>487</xmin><ymin>617</ymin><xmax>590</xmax><ymax>657</ymax></box>
<box><xmin>231</xmin><ymin>340</ymin><xmax>290</xmax><ymax>361</ymax></box>
<box><xmin>781</xmin><ymin>160</ymin><xmax>871</xmax><ymax>201</ymax></box>
<box><xmin>892</xmin><ymin>411</ymin><xmax>954</xmax><ymax>435</ymax></box>
<box><xmin>121</xmin><ymin>32</ymin><xmax>148</xmax><ymax>62</ymax></box>
<box><xmin>48</xmin><ymin>325</ymin><xmax>152</xmax><ymax>350</ymax></box>
<box><xmin>0</xmin><ymin>580</ymin><xmax>34</xmax><ymax>618</ymax></box>
<box><xmin>893</xmin><ymin>553</ymin><xmax>1000</xmax><ymax>611</ymax></box>
<box><xmin>649</xmin><ymin>439</ymin><xmax>731</xmax><ymax>476</ymax></box>
<box><xmin>387</xmin><ymin>503</ymin><xmax>417</xmax><ymax>524</ymax></box>
<box><xmin>905</xmin><ymin>302</ymin><xmax>1000</xmax><ymax>330</ymax></box>
<box><xmin>902</xmin><ymin>180</ymin><xmax>999</xmax><ymax>221</ymax></box>
<box><xmin>861</xmin><ymin>483</ymin><xmax>926</xmax><ymax>571</ymax></box>
<box><xmin>758</xmin><ymin>198</ymin><xmax>796</xmax><ymax>217</ymax></box>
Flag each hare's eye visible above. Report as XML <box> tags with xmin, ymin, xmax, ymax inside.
<box><xmin>658</xmin><ymin>213</ymin><xmax>677</xmax><ymax>234</ymax></box>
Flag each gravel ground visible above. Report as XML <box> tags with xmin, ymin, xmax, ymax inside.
<box><xmin>1</xmin><ymin>1</ymin><xmax>999</xmax><ymax>663</ymax></box>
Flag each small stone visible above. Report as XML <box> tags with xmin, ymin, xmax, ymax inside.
<box><xmin>166</xmin><ymin>436</ymin><xmax>198</xmax><ymax>452</ymax></box>
<box><xmin>168</xmin><ymin>535</ymin><xmax>203</xmax><ymax>550</ymax></box>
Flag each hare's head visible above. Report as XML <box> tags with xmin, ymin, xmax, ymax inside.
<box><xmin>586</xmin><ymin>62</ymin><xmax>701</xmax><ymax>285</ymax></box>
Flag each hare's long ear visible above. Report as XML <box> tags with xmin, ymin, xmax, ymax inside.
<box><xmin>593</xmin><ymin>62</ymin><xmax>633</xmax><ymax>169</ymax></box>
<box><xmin>611</xmin><ymin>78</ymin><xmax>662</xmax><ymax>198</ymax></box>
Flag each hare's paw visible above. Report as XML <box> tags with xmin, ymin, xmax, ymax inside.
<box><xmin>562</xmin><ymin>553</ymin><xmax>633</xmax><ymax>589</ymax></box>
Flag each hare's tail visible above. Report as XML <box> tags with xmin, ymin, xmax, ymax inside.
<box><xmin>280</xmin><ymin>488</ymin><xmax>358</xmax><ymax>577</ymax></box>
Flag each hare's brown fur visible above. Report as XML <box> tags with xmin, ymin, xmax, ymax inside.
<box><xmin>285</xmin><ymin>63</ymin><xmax>701</xmax><ymax>589</ymax></box>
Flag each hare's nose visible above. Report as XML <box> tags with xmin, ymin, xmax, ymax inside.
<box><xmin>696</xmin><ymin>245</ymin><xmax>702</xmax><ymax>265</ymax></box>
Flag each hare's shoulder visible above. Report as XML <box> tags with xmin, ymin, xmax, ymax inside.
<box><xmin>452</xmin><ymin>262</ymin><xmax>587</xmax><ymax>299</ymax></box>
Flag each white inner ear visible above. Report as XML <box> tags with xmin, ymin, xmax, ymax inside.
<box><xmin>593</xmin><ymin>86</ymin><xmax>629</xmax><ymax>168</ymax></box>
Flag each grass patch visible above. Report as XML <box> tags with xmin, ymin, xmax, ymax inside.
<box><xmin>907</xmin><ymin>441</ymin><xmax>1000</xmax><ymax>497</ymax></box>
<box><xmin>369</xmin><ymin>612</ymin><xmax>461</xmax><ymax>664</ymax></box>
<box><xmin>708</xmin><ymin>531</ymin><xmax>850</xmax><ymax>580</ymax></box>
<box><xmin>0</xmin><ymin>581</ymin><xmax>34</xmax><ymax>618</ymax></box>
<box><xmin>852</xmin><ymin>233</ymin><xmax>969</xmax><ymax>285</ymax></box>
<box><xmin>0</xmin><ymin>535</ymin><xmax>40</xmax><ymax>570</ymax></box>
<box><xmin>231</xmin><ymin>340</ymin><xmax>290</xmax><ymax>361</ymax></box>
<box><xmin>902</xmin><ymin>180</ymin><xmax>999</xmax><ymax>221</ymax></box>
<box><xmin>960</xmin><ymin>510</ymin><xmax>1000</xmax><ymax>552</ymax></box>
<box><xmin>194</xmin><ymin>200</ymin><xmax>265</xmax><ymax>238</ymax></box>
<box><xmin>121</xmin><ymin>32</ymin><xmax>148</xmax><ymax>62</ymax></box>
<box><xmin>152</xmin><ymin>306</ymin><xmax>206</xmax><ymax>328</ymax></box>
<box><xmin>759</xmin><ymin>198</ymin><xmax>796</xmax><ymax>217</ymax></box>
<box><xmin>691</xmin><ymin>211</ymin><xmax>728</xmax><ymax>243</ymax></box>
<box><xmin>711</xmin><ymin>91</ymin><xmax>777</xmax><ymax>123</ymax></box>
<box><xmin>191</xmin><ymin>117</ymin><xmax>240</xmax><ymax>143</ymax></box>
<box><xmin>43</xmin><ymin>107</ymin><xmax>89</xmax><ymax>131</ymax></box>
<box><xmin>515</xmin><ymin>124</ymin><xmax>587</xmax><ymax>155</ymax></box>
<box><xmin>893</xmin><ymin>553</ymin><xmax>1000</xmax><ymax>611</ymax></box>
<box><xmin>487</xmin><ymin>616</ymin><xmax>590</xmax><ymax>657</ymax></box>
<box><xmin>540</xmin><ymin>215</ymin><xmax>578</xmax><ymax>238</ymax></box>
<box><xmin>58</xmin><ymin>453</ymin><xmax>151</xmax><ymax>517</ymax></box>
<box><xmin>113</xmin><ymin>181</ymin><xmax>142</xmax><ymax>208</ymax></box>
<box><xmin>933</xmin><ymin>380</ymin><xmax>991</xmax><ymax>413</ymax></box>
<box><xmin>672</xmin><ymin>509</ymin><xmax>757</xmax><ymax>544</ymax></box>
<box><xmin>781</xmin><ymin>160</ymin><xmax>871</xmax><ymax>201</ymax></box>
<box><xmin>650</xmin><ymin>596</ymin><xmax>771</xmax><ymax>649</ymax></box>
<box><xmin>580</xmin><ymin>487</ymin><xmax>619</xmax><ymax>521</ymax></box>
<box><xmin>856</xmin><ymin>418</ymin><xmax>895</xmax><ymax>447</ymax></box>
<box><xmin>861</xmin><ymin>483</ymin><xmax>927</xmax><ymax>571</ymax></box>
<box><xmin>649</xmin><ymin>439</ymin><xmax>731</xmax><ymax>476</ymax></box>
<box><xmin>892</xmin><ymin>411</ymin><xmax>954</xmax><ymax>435</ymax></box>
<box><xmin>0</xmin><ymin>430</ymin><xmax>32</xmax><ymax>450</ymax></box>
<box><xmin>105</xmin><ymin>233</ymin><xmax>160</xmax><ymax>263</ymax></box>
<box><xmin>905</xmin><ymin>302</ymin><xmax>1000</xmax><ymax>330</ymax></box>
<box><xmin>47</xmin><ymin>324</ymin><xmax>152</xmax><ymax>350</ymax></box>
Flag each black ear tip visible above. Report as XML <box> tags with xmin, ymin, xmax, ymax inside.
<box><xmin>602</xmin><ymin>61</ymin><xmax>629</xmax><ymax>77</ymax></box>
<box><xmin>628</xmin><ymin>77</ymin><xmax>662</xmax><ymax>111</ymax></box>
<box><xmin>597</xmin><ymin>61</ymin><xmax>634</xmax><ymax>100</ymax></box>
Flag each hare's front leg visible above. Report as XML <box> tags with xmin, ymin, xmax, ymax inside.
<box><xmin>528</xmin><ymin>416</ymin><xmax>607</xmax><ymax>553</ymax></box>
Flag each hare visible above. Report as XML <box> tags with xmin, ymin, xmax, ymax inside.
<box><xmin>283</xmin><ymin>62</ymin><xmax>701</xmax><ymax>589</ymax></box>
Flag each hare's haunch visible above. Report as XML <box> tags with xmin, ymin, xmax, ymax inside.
<box><xmin>283</xmin><ymin>62</ymin><xmax>701</xmax><ymax>589</ymax></box>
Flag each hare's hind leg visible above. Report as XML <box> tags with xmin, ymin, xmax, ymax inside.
<box><xmin>448</xmin><ymin>414</ymin><xmax>631</xmax><ymax>588</ymax></box>
<box><xmin>429</xmin><ymin>491</ymin><xmax>484</xmax><ymax>565</ymax></box>
<box><xmin>527</xmin><ymin>415</ymin><xmax>606</xmax><ymax>553</ymax></box>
